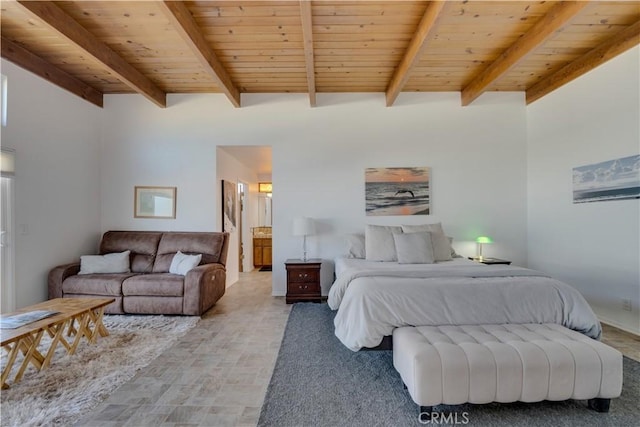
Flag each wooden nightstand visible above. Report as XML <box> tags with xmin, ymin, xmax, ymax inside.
<box><xmin>285</xmin><ymin>259</ymin><xmax>322</xmax><ymax>304</ymax></box>
<box><xmin>468</xmin><ymin>257</ymin><xmax>512</xmax><ymax>265</ymax></box>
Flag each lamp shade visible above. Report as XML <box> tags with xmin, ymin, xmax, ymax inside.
<box><xmin>476</xmin><ymin>236</ymin><xmax>493</xmax><ymax>244</ymax></box>
<box><xmin>1</xmin><ymin>149</ymin><xmax>15</xmax><ymax>177</ymax></box>
<box><xmin>292</xmin><ymin>217</ymin><xmax>316</xmax><ymax>236</ymax></box>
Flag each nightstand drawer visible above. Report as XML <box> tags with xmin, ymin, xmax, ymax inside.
<box><xmin>288</xmin><ymin>282</ymin><xmax>320</xmax><ymax>294</ymax></box>
<box><xmin>288</xmin><ymin>270</ymin><xmax>319</xmax><ymax>283</ymax></box>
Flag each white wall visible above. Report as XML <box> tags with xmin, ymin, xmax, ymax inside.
<box><xmin>527</xmin><ymin>46</ymin><xmax>640</xmax><ymax>334</ymax></box>
<box><xmin>0</xmin><ymin>59</ymin><xmax>102</xmax><ymax>308</ymax></box>
<box><xmin>100</xmin><ymin>92</ymin><xmax>529</xmax><ymax>297</ymax></box>
<box><xmin>99</xmin><ymin>97</ymin><xmax>218</xmax><ymax>232</ymax></box>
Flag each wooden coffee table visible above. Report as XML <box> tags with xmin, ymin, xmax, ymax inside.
<box><xmin>0</xmin><ymin>298</ymin><xmax>114</xmax><ymax>389</ymax></box>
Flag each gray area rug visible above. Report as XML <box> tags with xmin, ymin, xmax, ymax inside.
<box><xmin>0</xmin><ymin>315</ymin><xmax>198</xmax><ymax>427</ymax></box>
<box><xmin>258</xmin><ymin>303</ymin><xmax>640</xmax><ymax>426</ymax></box>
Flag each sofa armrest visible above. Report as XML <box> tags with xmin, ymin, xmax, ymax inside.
<box><xmin>183</xmin><ymin>263</ymin><xmax>226</xmax><ymax>315</ymax></box>
<box><xmin>48</xmin><ymin>262</ymin><xmax>81</xmax><ymax>299</ymax></box>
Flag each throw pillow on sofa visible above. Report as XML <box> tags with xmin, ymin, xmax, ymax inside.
<box><xmin>170</xmin><ymin>251</ymin><xmax>202</xmax><ymax>275</ymax></box>
<box><xmin>78</xmin><ymin>250</ymin><xmax>131</xmax><ymax>275</ymax></box>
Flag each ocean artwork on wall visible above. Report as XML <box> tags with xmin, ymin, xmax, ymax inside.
<box><xmin>365</xmin><ymin>167</ymin><xmax>430</xmax><ymax>216</ymax></box>
<box><xmin>573</xmin><ymin>154</ymin><xmax>640</xmax><ymax>204</ymax></box>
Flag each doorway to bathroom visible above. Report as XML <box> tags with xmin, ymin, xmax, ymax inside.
<box><xmin>217</xmin><ymin>145</ymin><xmax>272</xmax><ymax>280</ymax></box>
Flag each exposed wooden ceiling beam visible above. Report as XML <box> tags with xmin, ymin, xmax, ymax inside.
<box><xmin>461</xmin><ymin>1</ymin><xmax>588</xmax><ymax>106</ymax></box>
<box><xmin>527</xmin><ymin>20</ymin><xmax>640</xmax><ymax>105</ymax></box>
<box><xmin>299</xmin><ymin>0</ymin><xmax>316</xmax><ymax>107</ymax></box>
<box><xmin>159</xmin><ymin>1</ymin><xmax>241</xmax><ymax>108</ymax></box>
<box><xmin>1</xmin><ymin>37</ymin><xmax>103</xmax><ymax>108</ymax></box>
<box><xmin>16</xmin><ymin>1</ymin><xmax>166</xmax><ymax>108</ymax></box>
<box><xmin>385</xmin><ymin>1</ymin><xmax>446</xmax><ymax>107</ymax></box>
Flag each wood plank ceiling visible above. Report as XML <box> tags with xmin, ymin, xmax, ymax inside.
<box><xmin>1</xmin><ymin>1</ymin><xmax>639</xmax><ymax>109</ymax></box>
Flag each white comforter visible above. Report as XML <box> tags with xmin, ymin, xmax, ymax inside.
<box><xmin>328</xmin><ymin>258</ymin><xmax>601</xmax><ymax>351</ymax></box>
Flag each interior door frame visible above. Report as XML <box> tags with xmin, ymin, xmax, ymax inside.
<box><xmin>1</xmin><ymin>175</ymin><xmax>15</xmax><ymax>313</ymax></box>
<box><xmin>237</xmin><ymin>181</ymin><xmax>245</xmax><ymax>273</ymax></box>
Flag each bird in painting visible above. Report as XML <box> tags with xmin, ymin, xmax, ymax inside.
<box><xmin>395</xmin><ymin>189</ymin><xmax>415</xmax><ymax>197</ymax></box>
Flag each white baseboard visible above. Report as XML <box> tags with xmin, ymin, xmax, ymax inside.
<box><xmin>598</xmin><ymin>316</ymin><xmax>640</xmax><ymax>337</ymax></box>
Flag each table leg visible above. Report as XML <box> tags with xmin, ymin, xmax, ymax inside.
<box><xmin>42</xmin><ymin>319</ymin><xmax>70</xmax><ymax>369</ymax></box>
<box><xmin>1</xmin><ymin>342</ymin><xmax>22</xmax><ymax>389</ymax></box>
<box><xmin>67</xmin><ymin>317</ymin><xmax>78</xmax><ymax>337</ymax></box>
<box><xmin>14</xmin><ymin>330</ymin><xmax>45</xmax><ymax>383</ymax></box>
<box><xmin>69</xmin><ymin>311</ymin><xmax>92</xmax><ymax>354</ymax></box>
<box><xmin>17</xmin><ymin>335</ymin><xmax>45</xmax><ymax>368</ymax></box>
<box><xmin>88</xmin><ymin>306</ymin><xmax>109</xmax><ymax>341</ymax></box>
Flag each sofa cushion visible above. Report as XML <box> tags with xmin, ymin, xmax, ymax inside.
<box><xmin>122</xmin><ymin>274</ymin><xmax>184</xmax><ymax>297</ymax></box>
<box><xmin>62</xmin><ymin>273</ymin><xmax>135</xmax><ymax>296</ymax></box>
<box><xmin>153</xmin><ymin>232</ymin><xmax>226</xmax><ymax>273</ymax></box>
<box><xmin>64</xmin><ymin>294</ymin><xmax>124</xmax><ymax>314</ymax></box>
<box><xmin>123</xmin><ymin>296</ymin><xmax>183</xmax><ymax>315</ymax></box>
<box><xmin>100</xmin><ymin>231</ymin><xmax>163</xmax><ymax>273</ymax></box>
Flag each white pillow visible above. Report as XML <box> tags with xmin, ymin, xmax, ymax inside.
<box><xmin>344</xmin><ymin>234</ymin><xmax>366</xmax><ymax>259</ymax></box>
<box><xmin>393</xmin><ymin>232</ymin><xmax>435</xmax><ymax>264</ymax></box>
<box><xmin>402</xmin><ymin>223</ymin><xmax>452</xmax><ymax>261</ymax></box>
<box><xmin>79</xmin><ymin>250</ymin><xmax>131</xmax><ymax>275</ymax></box>
<box><xmin>365</xmin><ymin>225</ymin><xmax>402</xmax><ymax>261</ymax></box>
<box><xmin>169</xmin><ymin>251</ymin><xmax>202</xmax><ymax>275</ymax></box>
<box><xmin>401</xmin><ymin>223</ymin><xmax>445</xmax><ymax>235</ymax></box>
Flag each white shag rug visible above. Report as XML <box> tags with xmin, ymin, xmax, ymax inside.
<box><xmin>0</xmin><ymin>315</ymin><xmax>199</xmax><ymax>427</ymax></box>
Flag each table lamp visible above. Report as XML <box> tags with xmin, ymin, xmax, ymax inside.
<box><xmin>475</xmin><ymin>236</ymin><xmax>493</xmax><ymax>261</ymax></box>
<box><xmin>292</xmin><ymin>217</ymin><xmax>316</xmax><ymax>262</ymax></box>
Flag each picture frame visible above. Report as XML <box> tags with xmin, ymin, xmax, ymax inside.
<box><xmin>573</xmin><ymin>154</ymin><xmax>640</xmax><ymax>203</ymax></box>
<box><xmin>222</xmin><ymin>180</ymin><xmax>237</xmax><ymax>232</ymax></box>
<box><xmin>134</xmin><ymin>186</ymin><xmax>176</xmax><ymax>219</ymax></box>
<box><xmin>365</xmin><ymin>167</ymin><xmax>430</xmax><ymax>216</ymax></box>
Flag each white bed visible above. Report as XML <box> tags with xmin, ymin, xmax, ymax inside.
<box><xmin>328</xmin><ymin>257</ymin><xmax>601</xmax><ymax>351</ymax></box>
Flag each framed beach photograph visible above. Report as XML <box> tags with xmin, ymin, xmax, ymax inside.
<box><xmin>134</xmin><ymin>186</ymin><xmax>176</xmax><ymax>219</ymax></box>
<box><xmin>365</xmin><ymin>167</ymin><xmax>430</xmax><ymax>216</ymax></box>
<box><xmin>573</xmin><ymin>154</ymin><xmax>640</xmax><ymax>204</ymax></box>
<box><xmin>222</xmin><ymin>180</ymin><xmax>237</xmax><ymax>231</ymax></box>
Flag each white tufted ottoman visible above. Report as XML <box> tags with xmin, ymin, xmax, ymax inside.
<box><xmin>393</xmin><ymin>324</ymin><xmax>623</xmax><ymax>414</ymax></box>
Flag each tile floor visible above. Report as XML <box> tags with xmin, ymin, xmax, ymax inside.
<box><xmin>601</xmin><ymin>323</ymin><xmax>640</xmax><ymax>362</ymax></box>
<box><xmin>76</xmin><ymin>270</ymin><xmax>290</xmax><ymax>427</ymax></box>
<box><xmin>76</xmin><ymin>270</ymin><xmax>639</xmax><ymax>426</ymax></box>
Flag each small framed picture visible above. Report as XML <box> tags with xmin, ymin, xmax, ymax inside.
<box><xmin>134</xmin><ymin>186</ymin><xmax>176</xmax><ymax>219</ymax></box>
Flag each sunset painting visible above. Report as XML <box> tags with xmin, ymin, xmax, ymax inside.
<box><xmin>365</xmin><ymin>167</ymin><xmax>430</xmax><ymax>216</ymax></box>
<box><xmin>573</xmin><ymin>154</ymin><xmax>640</xmax><ymax>203</ymax></box>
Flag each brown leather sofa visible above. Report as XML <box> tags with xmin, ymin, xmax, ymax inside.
<box><xmin>48</xmin><ymin>231</ymin><xmax>229</xmax><ymax>315</ymax></box>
